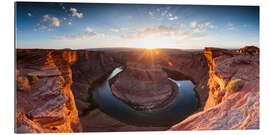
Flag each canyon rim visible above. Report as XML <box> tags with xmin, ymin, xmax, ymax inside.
<box><xmin>15</xmin><ymin>2</ymin><xmax>259</xmax><ymax>133</ymax></box>
<box><xmin>15</xmin><ymin>46</ymin><xmax>259</xmax><ymax>132</ymax></box>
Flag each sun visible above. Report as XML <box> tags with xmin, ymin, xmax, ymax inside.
<box><xmin>145</xmin><ymin>46</ymin><xmax>155</xmax><ymax>50</ymax></box>
<box><xmin>128</xmin><ymin>35</ymin><xmax>172</xmax><ymax>49</ymax></box>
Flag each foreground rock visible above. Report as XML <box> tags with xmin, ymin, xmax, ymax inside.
<box><xmin>16</xmin><ymin>46</ymin><xmax>258</xmax><ymax>132</ymax></box>
<box><xmin>16</xmin><ymin>50</ymin><xmax>82</xmax><ymax>133</ymax></box>
<box><xmin>170</xmin><ymin>46</ymin><xmax>259</xmax><ymax>130</ymax></box>
<box><xmin>80</xmin><ymin>109</ymin><xmax>169</xmax><ymax>132</ymax></box>
<box><xmin>110</xmin><ymin>62</ymin><xmax>178</xmax><ymax>112</ymax></box>
<box><xmin>16</xmin><ymin>48</ymin><xmax>210</xmax><ymax>132</ymax></box>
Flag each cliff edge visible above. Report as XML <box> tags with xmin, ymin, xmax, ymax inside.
<box><xmin>170</xmin><ymin>46</ymin><xmax>259</xmax><ymax>130</ymax></box>
<box><xmin>16</xmin><ymin>50</ymin><xmax>82</xmax><ymax>133</ymax></box>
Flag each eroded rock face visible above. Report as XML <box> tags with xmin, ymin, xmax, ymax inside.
<box><xmin>156</xmin><ymin>50</ymin><xmax>210</xmax><ymax>106</ymax></box>
<box><xmin>80</xmin><ymin>109</ymin><xmax>169</xmax><ymax>132</ymax></box>
<box><xmin>169</xmin><ymin>46</ymin><xmax>259</xmax><ymax>130</ymax></box>
<box><xmin>17</xmin><ymin>47</ymin><xmax>258</xmax><ymax>132</ymax></box>
<box><xmin>70</xmin><ymin>50</ymin><xmax>120</xmax><ymax>116</ymax></box>
<box><xmin>16</xmin><ymin>48</ymin><xmax>210</xmax><ymax>132</ymax></box>
<box><xmin>16</xmin><ymin>50</ymin><xmax>82</xmax><ymax>133</ymax></box>
<box><xmin>110</xmin><ymin>62</ymin><xmax>178</xmax><ymax>112</ymax></box>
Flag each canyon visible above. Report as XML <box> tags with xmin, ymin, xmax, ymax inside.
<box><xmin>109</xmin><ymin>62</ymin><xmax>179</xmax><ymax>112</ymax></box>
<box><xmin>15</xmin><ymin>46</ymin><xmax>259</xmax><ymax>133</ymax></box>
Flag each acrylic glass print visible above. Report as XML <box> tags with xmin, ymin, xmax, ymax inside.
<box><xmin>15</xmin><ymin>2</ymin><xmax>259</xmax><ymax>133</ymax></box>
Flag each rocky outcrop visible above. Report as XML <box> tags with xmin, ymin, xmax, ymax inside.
<box><xmin>170</xmin><ymin>46</ymin><xmax>259</xmax><ymax>130</ymax></box>
<box><xmin>16</xmin><ymin>48</ymin><xmax>210</xmax><ymax>132</ymax></box>
<box><xmin>69</xmin><ymin>49</ymin><xmax>209</xmax><ymax>131</ymax></box>
<box><xmin>70</xmin><ymin>50</ymin><xmax>120</xmax><ymax>116</ymax></box>
<box><xmin>109</xmin><ymin>62</ymin><xmax>178</xmax><ymax>112</ymax></box>
<box><xmin>155</xmin><ymin>49</ymin><xmax>209</xmax><ymax>106</ymax></box>
<box><xmin>79</xmin><ymin>109</ymin><xmax>169</xmax><ymax>132</ymax></box>
<box><xmin>108</xmin><ymin>49</ymin><xmax>210</xmax><ymax>107</ymax></box>
<box><xmin>16</xmin><ymin>46</ymin><xmax>258</xmax><ymax>132</ymax></box>
<box><xmin>16</xmin><ymin>50</ymin><xmax>82</xmax><ymax>133</ymax></box>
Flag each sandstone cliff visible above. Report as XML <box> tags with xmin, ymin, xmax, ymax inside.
<box><xmin>16</xmin><ymin>50</ymin><xmax>82</xmax><ymax>133</ymax></box>
<box><xmin>15</xmin><ymin>48</ymin><xmax>210</xmax><ymax>132</ymax></box>
<box><xmin>110</xmin><ymin>62</ymin><xmax>178</xmax><ymax>112</ymax></box>
<box><xmin>70</xmin><ymin>50</ymin><xmax>120</xmax><ymax>116</ymax></box>
<box><xmin>170</xmin><ymin>46</ymin><xmax>259</xmax><ymax>130</ymax></box>
<box><xmin>16</xmin><ymin>46</ymin><xmax>259</xmax><ymax>132</ymax></box>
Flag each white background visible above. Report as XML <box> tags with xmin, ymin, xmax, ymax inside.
<box><xmin>1</xmin><ymin>0</ymin><xmax>269</xmax><ymax>135</ymax></box>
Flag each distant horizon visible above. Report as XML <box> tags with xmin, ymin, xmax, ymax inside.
<box><xmin>16</xmin><ymin>45</ymin><xmax>258</xmax><ymax>50</ymax></box>
<box><xmin>16</xmin><ymin>2</ymin><xmax>259</xmax><ymax>49</ymax></box>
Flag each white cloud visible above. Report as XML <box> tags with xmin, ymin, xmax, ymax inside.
<box><xmin>85</xmin><ymin>27</ymin><xmax>93</xmax><ymax>32</ymax></box>
<box><xmin>50</xmin><ymin>36</ymin><xmax>65</xmax><ymax>40</ymax></box>
<box><xmin>27</xmin><ymin>13</ymin><xmax>32</xmax><ymax>17</ymax></box>
<box><xmin>180</xmin><ymin>24</ymin><xmax>186</xmax><ymax>28</ymax></box>
<box><xmin>168</xmin><ymin>16</ymin><xmax>178</xmax><ymax>21</ymax></box>
<box><xmin>50</xmin><ymin>28</ymin><xmax>103</xmax><ymax>41</ymax></box>
<box><xmin>62</xmin><ymin>16</ymin><xmax>72</xmax><ymax>25</ymax></box>
<box><xmin>35</xmin><ymin>14</ymin><xmax>60</xmax><ymax>31</ymax></box>
<box><xmin>190</xmin><ymin>21</ymin><xmax>198</xmax><ymax>29</ymax></box>
<box><xmin>111</xmin><ymin>28</ymin><xmax>120</xmax><ymax>32</ymax></box>
<box><xmin>44</xmin><ymin>14</ymin><xmax>60</xmax><ymax>27</ymax></box>
<box><xmin>227</xmin><ymin>22</ymin><xmax>236</xmax><ymax>31</ymax></box>
<box><xmin>148</xmin><ymin>11</ymin><xmax>153</xmax><ymax>16</ymax></box>
<box><xmin>148</xmin><ymin>7</ymin><xmax>180</xmax><ymax>21</ymax></box>
<box><xmin>190</xmin><ymin>21</ymin><xmax>215</xmax><ymax>32</ymax></box>
<box><xmin>121</xmin><ymin>25</ymin><xmax>207</xmax><ymax>40</ymax></box>
<box><xmin>70</xmin><ymin>8</ymin><xmax>83</xmax><ymax>18</ymax></box>
<box><xmin>111</xmin><ymin>27</ymin><xmax>128</xmax><ymax>32</ymax></box>
<box><xmin>51</xmin><ymin>32</ymin><xmax>97</xmax><ymax>40</ymax></box>
<box><xmin>205</xmin><ymin>22</ymin><xmax>215</xmax><ymax>28</ymax></box>
<box><xmin>161</xmin><ymin>9</ymin><xmax>168</xmax><ymax>16</ymax></box>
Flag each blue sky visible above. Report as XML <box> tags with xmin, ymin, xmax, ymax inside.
<box><xmin>16</xmin><ymin>2</ymin><xmax>259</xmax><ymax>49</ymax></box>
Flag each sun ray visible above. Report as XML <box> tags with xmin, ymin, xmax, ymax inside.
<box><xmin>128</xmin><ymin>35</ymin><xmax>172</xmax><ymax>49</ymax></box>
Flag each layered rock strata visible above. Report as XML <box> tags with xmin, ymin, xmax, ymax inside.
<box><xmin>79</xmin><ymin>109</ymin><xmax>169</xmax><ymax>132</ymax></box>
<box><xmin>16</xmin><ymin>48</ymin><xmax>210</xmax><ymax>132</ymax></box>
<box><xmin>16</xmin><ymin>46</ymin><xmax>259</xmax><ymax>132</ymax></box>
<box><xmin>70</xmin><ymin>50</ymin><xmax>120</xmax><ymax>116</ymax></box>
<box><xmin>155</xmin><ymin>49</ymin><xmax>209</xmax><ymax>107</ymax></box>
<box><xmin>170</xmin><ymin>46</ymin><xmax>259</xmax><ymax>130</ymax></box>
<box><xmin>16</xmin><ymin>50</ymin><xmax>82</xmax><ymax>133</ymax></box>
<box><xmin>109</xmin><ymin>62</ymin><xmax>178</xmax><ymax>112</ymax></box>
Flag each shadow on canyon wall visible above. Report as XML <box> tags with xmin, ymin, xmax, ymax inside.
<box><xmin>15</xmin><ymin>46</ymin><xmax>259</xmax><ymax>132</ymax></box>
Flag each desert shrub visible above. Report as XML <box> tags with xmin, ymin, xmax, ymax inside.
<box><xmin>17</xmin><ymin>76</ymin><xmax>31</xmax><ymax>91</ymax></box>
<box><xmin>27</xmin><ymin>74</ymin><xmax>39</xmax><ymax>85</ymax></box>
<box><xmin>226</xmin><ymin>79</ymin><xmax>245</xmax><ymax>92</ymax></box>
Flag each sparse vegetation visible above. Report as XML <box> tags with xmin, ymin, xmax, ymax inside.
<box><xmin>226</xmin><ymin>79</ymin><xmax>245</xmax><ymax>92</ymax></box>
<box><xmin>17</xmin><ymin>76</ymin><xmax>31</xmax><ymax>91</ymax></box>
<box><xmin>27</xmin><ymin>74</ymin><xmax>39</xmax><ymax>85</ymax></box>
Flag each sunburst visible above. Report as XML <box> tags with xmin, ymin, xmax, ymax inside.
<box><xmin>128</xmin><ymin>35</ymin><xmax>172</xmax><ymax>49</ymax></box>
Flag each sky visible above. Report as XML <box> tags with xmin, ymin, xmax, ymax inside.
<box><xmin>16</xmin><ymin>2</ymin><xmax>259</xmax><ymax>49</ymax></box>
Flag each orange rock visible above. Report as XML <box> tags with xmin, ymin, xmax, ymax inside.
<box><xmin>80</xmin><ymin>109</ymin><xmax>169</xmax><ymax>132</ymax></box>
<box><xmin>16</xmin><ymin>49</ymin><xmax>82</xmax><ymax>133</ymax></box>
<box><xmin>169</xmin><ymin>46</ymin><xmax>259</xmax><ymax>130</ymax></box>
<box><xmin>110</xmin><ymin>62</ymin><xmax>178</xmax><ymax>112</ymax></box>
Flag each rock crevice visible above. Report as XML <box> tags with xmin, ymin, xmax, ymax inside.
<box><xmin>16</xmin><ymin>50</ymin><xmax>82</xmax><ymax>133</ymax></box>
<box><xmin>16</xmin><ymin>46</ymin><xmax>259</xmax><ymax>132</ymax></box>
<box><xmin>170</xmin><ymin>46</ymin><xmax>259</xmax><ymax>130</ymax></box>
